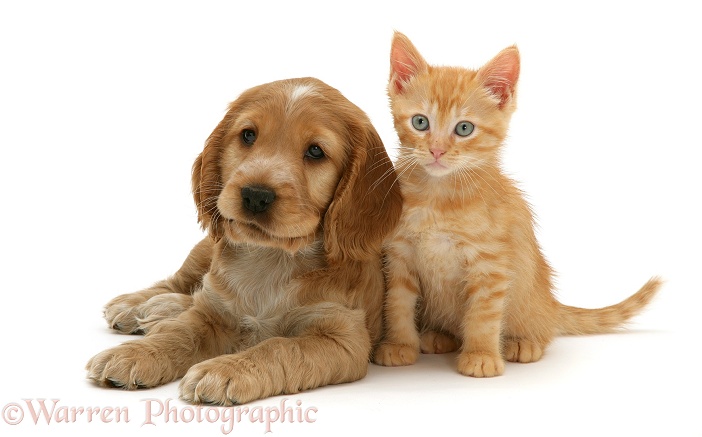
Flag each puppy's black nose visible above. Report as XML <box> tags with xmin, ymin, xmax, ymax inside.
<box><xmin>241</xmin><ymin>186</ymin><xmax>276</xmax><ymax>213</ymax></box>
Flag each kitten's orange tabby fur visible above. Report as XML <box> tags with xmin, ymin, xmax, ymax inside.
<box><xmin>374</xmin><ymin>32</ymin><xmax>661</xmax><ymax>377</ymax></box>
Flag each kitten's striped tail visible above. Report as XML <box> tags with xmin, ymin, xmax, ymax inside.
<box><xmin>556</xmin><ymin>277</ymin><xmax>662</xmax><ymax>335</ymax></box>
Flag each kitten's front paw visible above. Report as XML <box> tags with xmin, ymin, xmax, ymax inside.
<box><xmin>180</xmin><ymin>356</ymin><xmax>264</xmax><ymax>406</ymax></box>
<box><xmin>373</xmin><ymin>343</ymin><xmax>419</xmax><ymax>366</ymax></box>
<box><xmin>503</xmin><ymin>338</ymin><xmax>543</xmax><ymax>363</ymax></box>
<box><xmin>420</xmin><ymin>331</ymin><xmax>459</xmax><ymax>354</ymax></box>
<box><xmin>457</xmin><ymin>351</ymin><xmax>505</xmax><ymax>377</ymax></box>
<box><xmin>86</xmin><ymin>341</ymin><xmax>176</xmax><ymax>389</ymax></box>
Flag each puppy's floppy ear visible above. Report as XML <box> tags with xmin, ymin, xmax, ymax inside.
<box><xmin>324</xmin><ymin>120</ymin><xmax>403</xmax><ymax>263</ymax></box>
<box><xmin>192</xmin><ymin>111</ymin><xmax>234</xmax><ymax>242</ymax></box>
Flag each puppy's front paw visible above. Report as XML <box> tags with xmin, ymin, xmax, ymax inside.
<box><xmin>457</xmin><ymin>351</ymin><xmax>504</xmax><ymax>377</ymax></box>
<box><xmin>136</xmin><ymin>294</ymin><xmax>193</xmax><ymax>333</ymax></box>
<box><xmin>104</xmin><ymin>293</ymin><xmax>149</xmax><ymax>334</ymax></box>
<box><xmin>419</xmin><ymin>331</ymin><xmax>459</xmax><ymax>354</ymax></box>
<box><xmin>86</xmin><ymin>341</ymin><xmax>176</xmax><ymax>389</ymax></box>
<box><xmin>180</xmin><ymin>356</ymin><xmax>266</xmax><ymax>405</ymax></box>
<box><xmin>104</xmin><ymin>293</ymin><xmax>192</xmax><ymax>334</ymax></box>
<box><xmin>373</xmin><ymin>342</ymin><xmax>419</xmax><ymax>367</ymax></box>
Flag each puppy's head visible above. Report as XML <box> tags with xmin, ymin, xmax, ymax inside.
<box><xmin>192</xmin><ymin>77</ymin><xmax>402</xmax><ymax>261</ymax></box>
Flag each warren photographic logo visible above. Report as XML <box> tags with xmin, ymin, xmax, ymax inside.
<box><xmin>2</xmin><ymin>397</ymin><xmax>317</xmax><ymax>434</ymax></box>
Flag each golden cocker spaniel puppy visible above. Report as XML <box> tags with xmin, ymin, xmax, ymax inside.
<box><xmin>86</xmin><ymin>77</ymin><xmax>403</xmax><ymax>405</ymax></box>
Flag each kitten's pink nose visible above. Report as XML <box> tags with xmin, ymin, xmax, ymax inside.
<box><xmin>430</xmin><ymin>148</ymin><xmax>446</xmax><ymax>160</ymax></box>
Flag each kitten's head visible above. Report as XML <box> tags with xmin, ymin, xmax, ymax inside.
<box><xmin>388</xmin><ymin>31</ymin><xmax>520</xmax><ymax>178</ymax></box>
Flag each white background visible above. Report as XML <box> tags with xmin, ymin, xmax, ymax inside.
<box><xmin>1</xmin><ymin>1</ymin><xmax>700</xmax><ymax>436</ymax></box>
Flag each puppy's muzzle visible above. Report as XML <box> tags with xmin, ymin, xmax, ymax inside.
<box><xmin>241</xmin><ymin>185</ymin><xmax>276</xmax><ymax>213</ymax></box>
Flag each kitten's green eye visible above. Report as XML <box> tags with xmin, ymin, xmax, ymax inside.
<box><xmin>455</xmin><ymin>121</ymin><xmax>475</xmax><ymax>137</ymax></box>
<box><xmin>411</xmin><ymin>115</ymin><xmax>430</xmax><ymax>131</ymax></box>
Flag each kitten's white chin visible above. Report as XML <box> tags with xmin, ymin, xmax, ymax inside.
<box><xmin>425</xmin><ymin>161</ymin><xmax>454</xmax><ymax>177</ymax></box>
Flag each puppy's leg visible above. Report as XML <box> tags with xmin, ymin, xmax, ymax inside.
<box><xmin>105</xmin><ymin>238</ymin><xmax>212</xmax><ymax>334</ymax></box>
<box><xmin>87</xmin><ymin>294</ymin><xmax>239</xmax><ymax>389</ymax></box>
<box><xmin>180</xmin><ymin>303</ymin><xmax>370</xmax><ymax>405</ymax></box>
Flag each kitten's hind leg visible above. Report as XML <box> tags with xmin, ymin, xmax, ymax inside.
<box><xmin>502</xmin><ymin>338</ymin><xmax>543</xmax><ymax>363</ymax></box>
<box><xmin>502</xmin><ymin>298</ymin><xmax>555</xmax><ymax>363</ymax></box>
<box><xmin>420</xmin><ymin>331</ymin><xmax>459</xmax><ymax>354</ymax></box>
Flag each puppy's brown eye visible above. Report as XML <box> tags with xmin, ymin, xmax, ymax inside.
<box><xmin>305</xmin><ymin>145</ymin><xmax>324</xmax><ymax>160</ymax></box>
<box><xmin>241</xmin><ymin>129</ymin><xmax>256</xmax><ymax>145</ymax></box>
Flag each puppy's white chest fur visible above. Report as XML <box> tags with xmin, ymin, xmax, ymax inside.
<box><xmin>225</xmin><ymin>247</ymin><xmax>296</xmax><ymax>314</ymax></box>
<box><xmin>207</xmin><ymin>241</ymin><xmax>324</xmax><ymax>341</ymax></box>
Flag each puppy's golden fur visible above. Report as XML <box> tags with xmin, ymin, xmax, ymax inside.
<box><xmin>87</xmin><ymin>77</ymin><xmax>402</xmax><ymax>405</ymax></box>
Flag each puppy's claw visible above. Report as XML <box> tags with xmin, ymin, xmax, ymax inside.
<box><xmin>106</xmin><ymin>377</ymin><xmax>126</xmax><ymax>388</ymax></box>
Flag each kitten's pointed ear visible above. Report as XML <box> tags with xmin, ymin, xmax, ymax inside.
<box><xmin>390</xmin><ymin>31</ymin><xmax>428</xmax><ymax>94</ymax></box>
<box><xmin>477</xmin><ymin>46</ymin><xmax>520</xmax><ymax>109</ymax></box>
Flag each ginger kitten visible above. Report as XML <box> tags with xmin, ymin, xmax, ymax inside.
<box><xmin>374</xmin><ymin>32</ymin><xmax>661</xmax><ymax>377</ymax></box>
